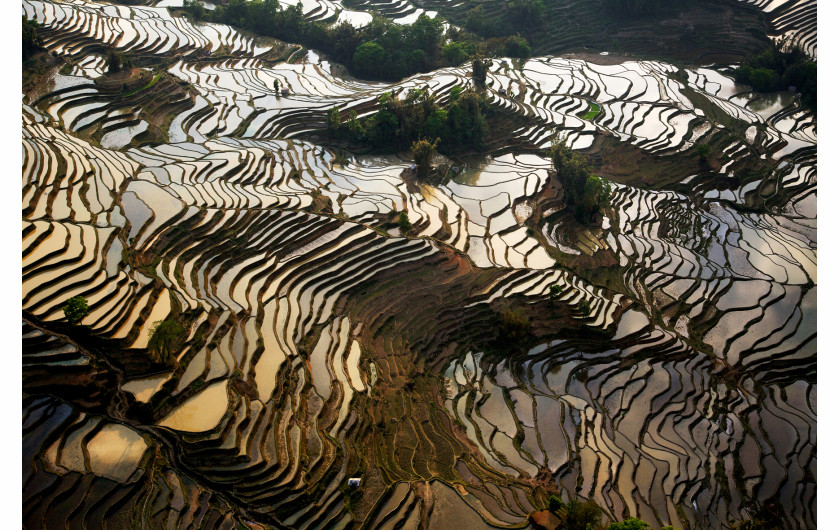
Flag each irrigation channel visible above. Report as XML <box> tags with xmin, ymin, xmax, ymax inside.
<box><xmin>22</xmin><ymin>0</ymin><xmax>815</xmax><ymax>528</ymax></box>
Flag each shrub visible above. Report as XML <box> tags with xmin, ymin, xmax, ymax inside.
<box><xmin>398</xmin><ymin>212</ymin><xmax>411</xmax><ymax>233</ymax></box>
<box><xmin>148</xmin><ymin>319</ymin><xmax>186</xmax><ymax>364</ymax></box>
<box><xmin>607</xmin><ymin>517</ymin><xmax>651</xmax><ymax>529</ymax></box>
<box><xmin>62</xmin><ymin>296</ymin><xmax>90</xmax><ymax>325</ymax></box>
<box><xmin>411</xmin><ymin>137</ymin><xmax>441</xmax><ymax>181</ymax></box>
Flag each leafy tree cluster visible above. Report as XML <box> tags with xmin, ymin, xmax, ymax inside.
<box><xmin>183</xmin><ymin>0</ymin><xmax>527</xmax><ymax>81</ymax></box>
<box><xmin>464</xmin><ymin>0</ymin><xmax>544</xmax><ymax>37</ymax></box>
<box><xmin>549</xmin><ymin>140</ymin><xmax>611</xmax><ymax>223</ymax></box>
<box><xmin>62</xmin><ymin>296</ymin><xmax>90</xmax><ymax>325</ymax></box>
<box><xmin>546</xmin><ymin>496</ymin><xmax>603</xmax><ymax>530</ymax></box>
<box><xmin>327</xmin><ymin>87</ymin><xmax>488</xmax><ymax>152</ymax></box>
<box><xmin>734</xmin><ymin>40</ymin><xmax>816</xmax><ymax>112</ymax></box>
<box><xmin>546</xmin><ymin>496</ymin><xmax>674</xmax><ymax>530</ymax></box>
<box><xmin>148</xmin><ymin>319</ymin><xmax>186</xmax><ymax>364</ymax></box>
<box><xmin>23</xmin><ymin>17</ymin><xmax>43</xmax><ymax>60</ymax></box>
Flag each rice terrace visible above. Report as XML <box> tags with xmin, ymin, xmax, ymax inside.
<box><xmin>20</xmin><ymin>0</ymin><xmax>816</xmax><ymax>526</ymax></box>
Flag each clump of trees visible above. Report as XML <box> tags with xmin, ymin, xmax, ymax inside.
<box><xmin>23</xmin><ymin>17</ymin><xmax>43</xmax><ymax>60</ymax></box>
<box><xmin>546</xmin><ymin>496</ymin><xmax>603</xmax><ymax>530</ymax></box>
<box><xmin>62</xmin><ymin>296</ymin><xmax>90</xmax><ymax>325</ymax></box>
<box><xmin>549</xmin><ymin>140</ymin><xmax>611</xmax><ymax>223</ymax></box>
<box><xmin>411</xmin><ymin>137</ymin><xmax>440</xmax><ymax>181</ymax></box>
<box><xmin>734</xmin><ymin>40</ymin><xmax>816</xmax><ymax>112</ymax></box>
<box><xmin>180</xmin><ymin>0</ymin><xmax>531</xmax><ymax>81</ymax></box>
<box><xmin>148</xmin><ymin>319</ymin><xmax>186</xmax><ymax>364</ymax></box>
<box><xmin>106</xmin><ymin>50</ymin><xmax>123</xmax><ymax>73</ymax></box>
<box><xmin>327</xmin><ymin>87</ymin><xmax>487</xmax><ymax>153</ymax></box>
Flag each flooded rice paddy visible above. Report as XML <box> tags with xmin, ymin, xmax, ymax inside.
<box><xmin>22</xmin><ymin>0</ymin><xmax>815</xmax><ymax>528</ymax></box>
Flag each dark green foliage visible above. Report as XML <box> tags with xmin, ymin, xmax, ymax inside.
<box><xmin>549</xmin><ymin>140</ymin><xmax>610</xmax><ymax>223</ymax></box>
<box><xmin>273</xmin><ymin>78</ymin><xmax>280</xmax><ymax>94</ymax></box>
<box><xmin>62</xmin><ymin>296</ymin><xmax>90</xmax><ymax>325</ymax></box>
<box><xmin>607</xmin><ymin>517</ymin><xmax>651</xmax><ymax>529</ymax></box>
<box><xmin>557</xmin><ymin>499</ymin><xmax>603</xmax><ymax>530</ymax></box>
<box><xmin>106</xmin><ymin>50</ymin><xmax>122</xmax><ymax>73</ymax></box>
<box><xmin>506</xmin><ymin>0</ymin><xmax>545</xmax><ymax>30</ymax></box>
<box><xmin>442</xmin><ymin>41</ymin><xmax>472</xmax><ymax>66</ymax></box>
<box><xmin>695</xmin><ymin>143</ymin><xmax>711</xmax><ymax>159</ymax></box>
<box><xmin>734</xmin><ymin>40</ymin><xmax>816</xmax><ymax>112</ymax></box>
<box><xmin>549</xmin><ymin>284</ymin><xmax>562</xmax><ymax>299</ymax></box>
<box><xmin>548</xmin><ymin>494</ymin><xmax>564</xmax><ymax>513</ymax></box>
<box><xmin>327</xmin><ymin>88</ymin><xmax>487</xmax><ymax>153</ymax></box>
<box><xmin>398</xmin><ymin>211</ymin><xmax>411</xmax><ymax>233</ymax></box>
<box><xmin>148</xmin><ymin>319</ymin><xmax>186</xmax><ymax>364</ymax></box>
<box><xmin>327</xmin><ymin>106</ymin><xmax>342</xmax><ymax>131</ymax></box>
<box><xmin>471</xmin><ymin>54</ymin><xmax>491</xmax><ymax>89</ymax></box>
<box><xmin>503</xmin><ymin>34</ymin><xmax>531</xmax><ymax>58</ymax></box>
<box><xmin>497</xmin><ymin>307</ymin><xmax>530</xmax><ymax>346</ymax></box>
<box><xmin>411</xmin><ymin>137</ymin><xmax>440</xmax><ymax>181</ymax></box>
<box><xmin>353</xmin><ymin>41</ymin><xmax>387</xmax><ymax>78</ymax></box>
<box><xmin>22</xmin><ymin>17</ymin><xmax>42</xmax><ymax>60</ymax></box>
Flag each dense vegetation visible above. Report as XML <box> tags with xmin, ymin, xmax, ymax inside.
<box><xmin>22</xmin><ymin>17</ymin><xmax>42</xmax><ymax>60</ymax></box>
<box><xmin>61</xmin><ymin>296</ymin><xmax>90</xmax><ymax>325</ymax></box>
<box><xmin>181</xmin><ymin>0</ymin><xmax>530</xmax><ymax>81</ymax></box>
<box><xmin>327</xmin><ymin>87</ymin><xmax>488</xmax><ymax>153</ymax></box>
<box><xmin>147</xmin><ymin>319</ymin><xmax>186</xmax><ymax>364</ymax></box>
<box><xmin>734</xmin><ymin>41</ymin><xmax>816</xmax><ymax>112</ymax></box>
<box><xmin>549</xmin><ymin>141</ymin><xmax>611</xmax><ymax>224</ymax></box>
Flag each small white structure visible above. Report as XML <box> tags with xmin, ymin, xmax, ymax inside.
<box><xmin>348</xmin><ymin>477</ymin><xmax>362</xmax><ymax>488</ymax></box>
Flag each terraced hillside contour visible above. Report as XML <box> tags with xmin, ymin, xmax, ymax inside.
<box><xmin>23</xmin><ymin>0</ymin><xmax>815</xmax><ymax>528</ymax></box>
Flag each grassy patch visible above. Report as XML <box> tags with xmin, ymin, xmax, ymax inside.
<box><xmin>580</xmin><ymin>101</ymin><xmax>600</xmax><ymax>120</ymax></box>
<box><xmin>122</xmin><ymin>73</ymin><xmax>161</xmax><ymax>98</ymax></box>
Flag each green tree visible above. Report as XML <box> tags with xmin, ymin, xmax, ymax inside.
<box><xmin>506</xmin><ymin>0</ymin><xmax>545</xmax><ymax>30</ymax></box>
<box><xmin>549</xmin><ymin>284</ymin><xmax>563</xmax><ymax>299</ymax></box>
<box><xmin>411</xmin><ymin>137</ymin><xmax>441</xmax><ymax>181</ymax></box>
<box><xmin>471</xmin><ymin>54</ymin><xmax>491</xmax><ymax>89</ymax></box>
<box><xmin>550</xmin><ymin>139</ymin><xmax>610</xmax><ymax>223</ymax></box>
<box><xmin>504</xmin><ymin>34</ymin><xmax>531</xmax><ymax>58</ymax></box>
<box><xmin>353</xmin><ymin>41</ymin><xmax>387</xmax><ymax>78</ymax></box>
<box><xmin>557</xmin><ymin>499</ymin><xmax>603</xmax><ymax>530</ymax></box>
<box><xmin>398</xmin><ymin>211</ymin><xmax>412</xmax><ymax>233</ymax></box>
<box><xmin>327</xmin><ymin>106</ymin><xmax>342</xmax><ymax>131</ymax></box>
<box><xmin>62</xmin><ymin>296</ymin><xmax>90</xmax><ymax>325</ymax></box>
<box><xmin>607</xmin><ymin>517</ymin><xmax>651</xmax><ymax>529</ymax></box>
<box><xmin>442</xmin><ymin>41</ymin><xmax>470</xmax><ymax>65</ymax></box>
<box><xmin>107</xmin><ymin>50</ymin><xmax>122</xmax><ymax>73</ymax></box>
<box><xmin>273</xmin><ymin>78</ymin><xmax>280</xmax><ymax>94</ymax></box>
<box><xmin>448</xmin><ymin>89</ymin><xmax>487</xmax><ymax>147</ymax></box>
<box><xmin>22</xmin><ymin>17</ymin><xmax>42</xmax><ymax>60</ymax></box>
<box><xmin>148</xmin><ymin>319</ymin><xmax>186</xmax><ymax>364</ymax></box>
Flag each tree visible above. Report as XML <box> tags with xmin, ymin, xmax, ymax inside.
<box><xmin>448</xmin><ymin>89</ymin><xmax>487</xmax><ymax>147</ymax></box>
<box><xmin>106</xmin><ymin>50</ymin><xmax>122</xmax><ymax>73</ymax></box>
<box><xmin>353</xmin><ymin>41</ymin><xmax>387</xmax><ymax>78</ymax></box>
<box><xmin>62</xmin><ymin>296</ymin><xmax>90</xmax><ymax>325</ymax></box>
<box><xmin>549</xmin><ymin>139</ymin><xmax>610</xmax><ymax>223</ymax></box>
<box><xmin>558</xmin><ymin>499</ymin><xmax>603</xmax><ymax>530</ymax></box>
<box><xmin>22</xmin><ymin>17</ymin><xmax>42</xmax><ymax>60</ymax></box>
<box><xmin>411</xmin><ymin>137</ymin><xmax>441</xmax><ymax>181</ymax></box>
<box><xmin>327</xmin><ymin>106</ymin><xmax>342</xmax><ymax>131</ymax></box>
<box><xmin>607</xmin><ymin>517</ymin><xmax>651</xmax><ymax>530</ymax></box>
<box><xmin>273</xmin><ymin>78</ymin><xmax>280</xmax><ymax>94</ymax></box>
<box><xmin>148</xmin><ymin>319</ymin><xmax>186</xmax><ymax>364</ymax></box>
<box><xmin>549</xmin><ymin>284</ymin><xmax>562</xmax><ymax>299</ymax></box>
<box><xmin>471</xmin><ymin>54</ymin><xmax>491</xmax><ymax>89</ymax></box>
<box><xmin>504</xmin><ymin>34</ymin><xmax>531</xmax><ymax>58</ymax></box>
<box><xmin>442</xmin><ymin>41</ymin><xmax>470</xmax><ymax>66</ymax></box>
<box><xmin>506</xmin><ymin>0</ymin><xmax>545</xmax><ymax>30</ymax></box>
<box><xmin>398</xmin><ymin>211</ymin><xmax>411</xmax><ymax>233</ymax></box>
